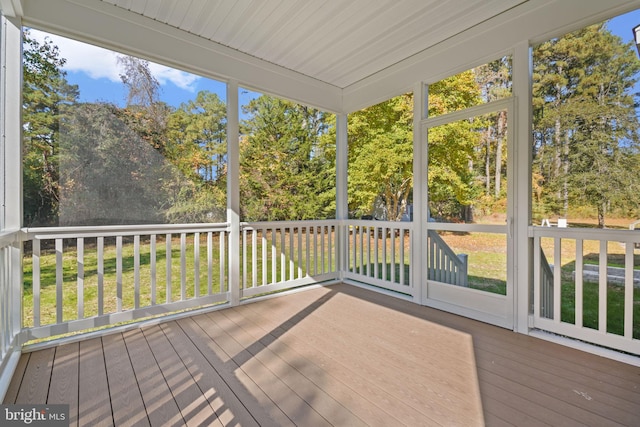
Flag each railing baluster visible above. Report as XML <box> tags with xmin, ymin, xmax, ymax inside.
<box><xmin>374</xmin><ymin>226</ymin><xmax>379</xmax><ymax>279</ymax></box>
<box><xmin>56</xmin><ymin>238</ymin><xmax>63</xmax><ymax>323</ymax></box>
<box><xmin>134</xmin><ymin>235</ymin><xmax>140</xmax><ymax>309</ymax></box>
<box><xmin>598</xmin><ymin>240</ymin><xmax>607</xmax><ymax>332</ymax></box>
<box><xmin>306</xmin><ymin>226</ymin><xmax>311</xmax><ymax>277</ymax></box>
<box><xmin>252</xmin><ymin>229</ymin><xmax>258</xmax><ymax>287</ymax></box>
<box><xmin>33</xmin><ymin>239</ymin><xmax>41</xmax><ymax>327</ymax></box>
<box><xmin>97</xmin><ymin>237</ymin><xmax>104</xmax><ymax>316</ymax></box>
<box><xmin>271</xmin><ymin>228</ymin><xmax>277</xmax><ymax>284</ymax></box>
<box><xmin>116</xmin><ymin>236</ymin><xmax>123</xmax><ymax>312</ymax></box>
<box><xmin>262</xmin><ymin>228</ymin><xmax>267</xmax><ymax>286</ymax></box>
<box><xmin>166</xmin><ymin>233</ymin><xmax>172</xmax><ymax>303</ymax></box>
<box><xmin>289</xmin><ymin>227</ymin><xmax>295</xmax><ymax>280</ymax></box>
<box><xmin>180</xmin><ymin>233</ymin><xmax>187</xmax><ymax>300</ymax></box>
<box><xmin>400</xmin><ymin>229</ymin><xmax>405</xmax><ymax>286</ymax></box>
<box><xmin>533</xmin><ymin>235</ymin><xmax>541</xmax><ymax>318</ymax></box>
<box><xmin>220</xmin><ymin>231</ymin><xmax>226</xmax><ymax>293</ymax></box>
<box><xmin>553</xmin><ymin>236</ymin><xmax>561</xmax><ymax>323</ymax></box>
<box><xmin>297</xmin><ymin>228</ymin><xmax>303</xmax><ymax>279</ymax></box>
<box><xmin>77</xmin><ymin>237</ymin><xmax>84</xmax><ymax>319</ymax></box>
<box><xmin>575</xmin><ymin>239</ymin><xmax>583</xmax><ymax>327</ymax></box>
<box><xmin>150</xmin><ymin>234</ymin><xmax>156</xmax><ymax>305</ymax></box>
<box><xmin>194</xmin><ymin>232</ymin><xmax>200</xmax><ymax>298</ymax></box>
<box><xmin>390</xmin><ymin>228</ymin><xmax>396</xmax><ymax>284</ymax></box>
<box><xmin>281</xmin><ymin>227</ymin><xmax>286</xmax><ymax>282</ymax></box>
<box><xmin>208</xmin><ymin>231</ymin><xmax>213</xmax><ymax>295</ymax></box>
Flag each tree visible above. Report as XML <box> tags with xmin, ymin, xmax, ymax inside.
<box><xmin>22</xmin><ymin>30</ymin><xmax>79</xmax><ymax>225</ymax></box>
<box><xmin>474</xmin><ymin>57</ymin><xmax>511</xmax><ymax>199</ymax></box>
<box><xmin>58</xmin><ymin>103</ymin><xmax>172</xmax><ymax>225</ymax></box>
<box><xmin>347</xmin><ymin>94</ymin><xmax>413</xmax><ymax>220</ymax></box>
<box><xmin>427</xmin><ymin>72</ymin><xmax>483</xmax><ymax>220</ymax></box>
<box><xmin>533</xmin><ymin>23</ymin><xmax>640</xmax><ymax>227</ymax></box>
<box><xmin>164</xmin><ymin>91</ymin><xmax>228</xmax><ymax>223</ymax></box>
<box><xmin>239</xmin><ymin>95</ymin><xmax>334</xmax><ymax>221</ymax></box>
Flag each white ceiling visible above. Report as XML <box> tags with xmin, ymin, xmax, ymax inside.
<box><xmin>5</xmin><ymin>0</ymin><xmax>640</xmax><ymax>112</ymax></box>
<box><xmin>99</xmin><ymin>0</ymin><xmax>525</xmax><ymax>89</ymax></box>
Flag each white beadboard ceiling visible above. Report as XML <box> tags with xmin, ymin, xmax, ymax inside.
<box><xmin>99</xmin><ymin>0</ymin><xmax>524</xmax><ymax>89</ymax></box>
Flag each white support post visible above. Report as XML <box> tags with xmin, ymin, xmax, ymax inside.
<box><xmin>0</xmin><ymin>13</ymin><xmax>24</xmax><ymax>402</ymax></box>
<box><xmin>412</xmin><ymin>82</ymin><xmax>427</xmax><ymax>304</ymax></box>
<box><xmin>513</xmin><ymin>40</ymin><xmax>533</xmax><ymax>333</ymax></box>
<box><xmin>335</xmin><ymin>113</ymin><xmax>348</xmax><ymax>278</ymax></box>
<box><xmin>227</xmin><ymin>80</ymin><xmax>240</xmax><ymax>305</ymax></box>
<box><xmin>1</xmin><ymin>14</ymin><xmax>21</xmax><ymax>231</ymax></box>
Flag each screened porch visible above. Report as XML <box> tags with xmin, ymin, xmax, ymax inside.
<box><xmin>2</xmin><ymin>0</ymin><xmax>640</xmax><ymax>425</ymax></box>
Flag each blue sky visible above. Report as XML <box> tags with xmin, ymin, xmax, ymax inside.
<box><xmin>29</xmin><ymin>7</ymin><xmax>640</xmax><ymax>110</ymax></box>
<box><xmin>28</xmin><ymin>28</ymin><xmax>260</xmax><ymax>109</ymax></box>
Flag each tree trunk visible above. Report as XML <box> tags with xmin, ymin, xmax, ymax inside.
<box><xmin>485</xmin><ymin>135</ymin><xmax>491</xmax><ymax>195</ymax></box>
<box><xmin>598</xmin><ymin>203</ymin><xmax>606</xmax><ymax>228</ymax></box>
<box><xmin>494</xmin><ymin>110</ymin><xmax>506</xmax><ymax>198</ymax></box>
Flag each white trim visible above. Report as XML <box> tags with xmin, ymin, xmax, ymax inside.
<box><xmin>529</xmin><ymin>330</ymin><xmax>640</xmax><ymax>367</ymax></box>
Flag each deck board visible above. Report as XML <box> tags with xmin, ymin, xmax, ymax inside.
<box><xmin>48</xmin><ymin>343</ymin><xmax>79</xmax><ymax>427</ymax></box>
<box><xmin>102</xmin><ymin>332</ymin><xmax>149</xmax><ymax>427</ymax></box>
<box><xmin>4</xmin><ymin>283</ymin><xmax>640</xmax><ymax>426</ymax></box>
<box><xmin>78</xmin><ymin>338</ymin><xmax>112</xmax><ymax>427</ymax></box>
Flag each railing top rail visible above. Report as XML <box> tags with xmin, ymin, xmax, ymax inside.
<box><xmin>0</xmin><ymin>229</ymin><xmax>22</xmax><ymax>248</ymax></box>
<box><xmin>427</xmin><ymin>222</ymin><xmax>506</xmax><ymax>233</ymax></box>
<box><xmin>345</xmin><ymin>219</ymin><xmax>413</xmax><ymax>229</ymax></box>
<box><xmin>529</xmin><ymin>225</ymin><xmax>640</xmax><ymax>243</ymax></box>
<box><xmin>241</xmin><ymin>219</ymin><xmax>339</xmax><ymax>230</ymax></box>
<box><xmin>23</xmin><ymin>223</ymin><xmax>231</xmax><ymax>240</ymax></box>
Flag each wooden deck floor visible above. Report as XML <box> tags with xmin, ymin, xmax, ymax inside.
<box><xmin>4</xmin><ymin>283</ymin><xmax>640</xmax><ymax>426</ymax></box>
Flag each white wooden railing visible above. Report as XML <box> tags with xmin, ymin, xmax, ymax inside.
<box><xmin>531</xmin><ymin>226</ymin><xmax>640</xmax><ymax>355</ymax></box>
<box><xmin>4</xmin><ymin>220</ymin><xmax>640</xmax><ymax>399</ymax></box>
<box><xmin>22</xmin><ymin>223</ymin><xmax>231</xmax><ymax>340</ymax></box>
<box><xmin>241</xmin><ymin>220</ymin><xmax>339</xmax><ymax>298</ymax></box>
<box><xmin>344</xmin><ymin>220</ymin><xmax>414</xmax><ymax>296</ymax></box>
<box><xmin>0</xmin><ymin>230</ymin><xmax>23</xmax><ymax>400</ymax></box>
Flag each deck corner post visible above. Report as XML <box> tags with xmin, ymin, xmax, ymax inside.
<box><xmin>412</xmin><ymin>81</ymin><xmax>427</xmax><ymax>304</ymax></box>
<box><xmin>336</xmin><ymin>113</ymin><xmax>348</xmax><ymax>279</ymax></box>
<box><xmin>0</xmin><ymin>12</ymin><xmax>24</xmax><ymax>402</ymax></box>
<box><xmin>227</xmin><ymin>80</ymin><xmax>241</xmax><ymax>306</ymax></box>
<box><xmin>513</xmin><ymin>39</ymin><xmax>533</xmax><ymax>334</ymax></box>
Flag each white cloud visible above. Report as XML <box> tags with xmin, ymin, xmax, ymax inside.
<box><xmin>27</xmin><ymin>28</ymin><xmax>200</xmax><ymax>90</ymax></box>
<box><xmin>150</xmin><ymin>64</ymin><xmax>200</xmax><ymax>92</ymax></box>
